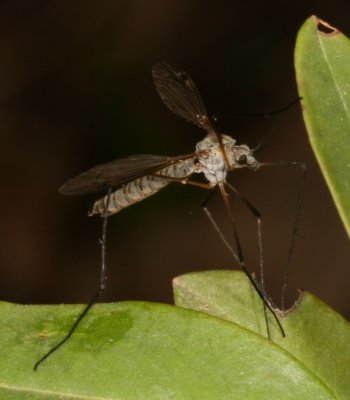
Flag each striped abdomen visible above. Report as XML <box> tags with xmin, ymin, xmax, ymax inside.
<box><xmin>89</xmin><ymin>159</ymin><xmax>195</xmax><ymax>216</ymax></box>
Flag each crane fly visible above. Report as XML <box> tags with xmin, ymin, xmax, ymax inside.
<box><xmin>59</xmin><ymin>64</ymin><xmax>259</xmax><ymax>216</ymax></box>
<box><xmin>35</xmin><ymin>62</ymin><xmax>305</xmax><ymax>370</ymax></box>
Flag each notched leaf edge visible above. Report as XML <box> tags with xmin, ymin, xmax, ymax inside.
<box><xmin>278</xmin><ymin>289</ymin><xmax>305</xmax><ymax>318</ymax></box>
<box><xmin>312</xmin><ymin>15</ymin><xmax>339</xmax><ymax>36</ymax></box>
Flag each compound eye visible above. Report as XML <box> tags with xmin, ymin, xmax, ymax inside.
<box><xmin>238</xmin><ymin>154</ymin><xmax>247</xmax><ymax>164</ymax></box>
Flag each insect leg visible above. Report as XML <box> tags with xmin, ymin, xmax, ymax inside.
<box><xmin>150</xmin><ymin>174</ymin><xmax>213</xmax><ymax>189</ymax></box>
<box><xmin>154</xmin><ymin>174</ymin><xmax>283</xmax><ymax>337</ymax></box>
<box><xmin>224</xmin><ymin>182</ymin><xmax>272</xmax><ymax>337</ymax></box>
<box><xmin>213</xmin><ymin>97</ymin><xmax>301</xmax><ymax>122</ymax></box>
<box><xmin>34</xmin><ymin>188</ymin><xmax>113</xmax><ymax>370</ymax></box>
<box><xmin>224</xmin><ymin>183</ymin><xmax>266</xmax><ymax>295</ymax></box>
<box><xmin>217</xmin><ymin>182</ymin><xmax>284</xmax><ymax>338</ymax></box>
<box><xmin>151</xmin><ymin>174</ymin><xmax>240</xmax><ymax>259</ymax></box>
<box><xmin>259</xmin><ymin>161</ymin><xmax>306</xmax><ymax>310</ymax></box>
<box><xmin>201</xmin><ymin>188</ymin><xmax>240</xmax><ymax>265</ymax></box>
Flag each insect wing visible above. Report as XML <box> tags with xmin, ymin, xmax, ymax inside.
<box><xmin>152</xmin><ymin>62</ymin><xmax>214</xmax><ymax>133</ymax></box>
<box><xmin>59</xmin><ymin>153</ymin><xmax>196</xmax><ymax>196</ymax></box>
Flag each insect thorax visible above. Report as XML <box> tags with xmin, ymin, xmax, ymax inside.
<box><xmin>195</xmin><ymin>134</ymin><xmax>258</xmax><ymax>185</ymax></box>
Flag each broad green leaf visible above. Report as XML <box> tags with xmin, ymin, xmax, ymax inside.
<box><xmin>0</xmin><ymin>299</ymin><xmax>335</xmax><ymax>399</ymax></box>
<box><xmin>173</xmin><ymin>270</ymin><xmax>350</xmax><ymax>400</ymax></box>
<box><xmin>295</xmin><ymin>16</ymin><xmax>350</xmax><ymax>237</ymax></box>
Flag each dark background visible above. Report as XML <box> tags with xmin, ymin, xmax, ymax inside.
<box><xmin>0</xmin><ymin>1</ymin><xmax>349</xmax><ymax>319</ymax></box>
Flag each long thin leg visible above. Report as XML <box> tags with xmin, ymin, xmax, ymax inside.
<box><xmin>213</xmin><ymin>97</ymin><xmax>301</xmax><ymax>121</ymax></box>
<box><xmin>201</xmin><ymin>188</ymin><xmax>240</xmax><ymax>265</ymax></box>
<box><xmin>34</xmin><ymin>188</ymin><xmax>113</xmax><ymax>370</ymax></box>
<box><xmin>201</xmin><ymin>187</ymin><xmax>271</xmax><ymax>337</ymax></box>
<box><xmin>225</xmin><ymin>183</ymin><xmax>264</xmax><ymax>294</ymax></box>
<box><xmin>150</xmin><ymin>173</ymin><xmax>285</xmax><ymax>335</ymax></box>
<box><xmin>152</xmin><ymin>175</ymin><xmax>241</xmax><ymax>263</ymax></box>
<box><xmin>260</xmin><ymin>161</ymin><xmax>306</xmax><ymax>310</ymax></box>
<box><xmin>150</xmin><ymin>174</ymin><xmax>213</xmax><ymax>190</ymax></box>
<box><xmin>201</xmin><ymin>185</ymin><xmax>266</xmax><ymax>289</ymax></box>
<box><xmin>237</xmin><ymin>97</ymin><xmax>302</xmax><ymax>118</ymax></box>
<box><xmin>217</xmin><ymin>182</ymin><xmax>284</xmax><ymax>338</ymax></box>
<box><xmin>224</xmin><ymin>182</ymin><xmax>271</xmax><ymax>336</ymax></box>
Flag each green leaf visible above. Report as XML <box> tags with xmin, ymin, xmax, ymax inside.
<box><xmin>294</xmin><ymin>15</ymin><xmax>350</xmax><ymax>237</ymax></box>
<box><xmin>0</xmin><ymin>298</ymin><xmax>335</xmax><ymax>399</ymax></box>
<box><xmin>174</xmin><ymin>270</ymin><xmax>350</xmax><ymax>400</ymax></box>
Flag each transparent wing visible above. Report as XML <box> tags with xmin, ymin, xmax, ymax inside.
<box><xmin>59</xmin><ymin>153</ymin><xmax>196</xmax><ymax>196</ymax></box>
<box><xmin>152</xmin><ymin>62</ymin><xmax>214</xmax><ymax>132</ymax></box>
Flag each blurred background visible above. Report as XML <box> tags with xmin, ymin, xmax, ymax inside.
<box><xmin>0</xmin><ymin>1</ymin><xmax>349</xmax><ymax>320</ymax></box>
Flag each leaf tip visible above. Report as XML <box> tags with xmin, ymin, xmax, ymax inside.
<box><xmin>312</xmin><ymin>15</ymin><xmax>339</xmax><ymax>36</ymax></box>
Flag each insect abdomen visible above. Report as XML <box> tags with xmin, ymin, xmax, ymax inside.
<box><xmin>89</xmin><ymin>160</ymin><xmax>195</xmax><ymax>216</ymax></box>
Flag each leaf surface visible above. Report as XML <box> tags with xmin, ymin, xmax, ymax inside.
<box><xmin>174</xmin><ymin>270</ymin><xmax>350</xmax><ymax>399</ymax></box>
<box><xmin>0</xmin><ymin>296</ymin><xmax>336</xmax><ymax>399</ymax></box>
<box><xmin>295</xmin><ymin>15</ymin><xmax>350</xmax><ymax>236</ymax></box>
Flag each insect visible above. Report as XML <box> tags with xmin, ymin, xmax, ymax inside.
<box><xmin>34</xmin><ymin>62</ymin><xmax>305</xmax><ymax>370</ymax></box>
